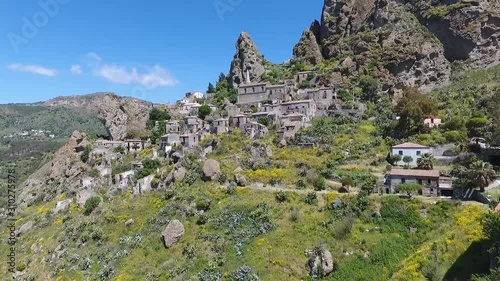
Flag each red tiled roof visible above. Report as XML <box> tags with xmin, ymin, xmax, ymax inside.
<box><xmin>392</xmin><ymin>142</ymin><xmax>429</xmax><ymax>149</ymax></box>
<box><xmin>388</xmin><ymin>169</ymin><xmax>440</xmax><ymax>178</ymax></box>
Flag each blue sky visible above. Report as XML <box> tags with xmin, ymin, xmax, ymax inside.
<box><xmin>0</xmin><ymin>0</ymin><xmax>323</xmax><ymax>104</ymax></box>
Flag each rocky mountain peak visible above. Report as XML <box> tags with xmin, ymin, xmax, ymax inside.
<box><xmin>228</xmin><ymin>32</ymin><xmax>267</xmax><ymax>87</ymax></box>
<box><xmin>293</xmin><ymin>20</ymin><xmax>324</xmax><ymax>65</ymax></box>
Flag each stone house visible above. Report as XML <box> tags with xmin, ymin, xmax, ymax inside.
<box><xmin>294</xmin><ymin>71</ymin><xmax>313</xmax><ymax>84</ymax></box>
<box><xmin>384</xmin><ymin>169</ymin><xmax>441</xmax><ymax>196</ymax></box>
<box><xmin>306</xmin><ymin>87</ymin><xmax>336</xmax><ymax>111</ymax></box>
<box><xmin>232</xmin><ymin>114</ymin><xmax>249</xmax><ymax>129</ymax></box>
<box><xmin>212</xmin><ymin>118</ymin><xmax>229</xmax><ymax>134</ymax></box>
<box><xmin>125</xmin><ymin>139</ymin><xmax>145</xmax><ymax>153</ymax></box>
<box><xmin>267</xmin><ymin>84</ymin><xmax>290</xmax><ymax>102</ymax></box>
<box><xmin>423</xmin><ymin>115</ymin><xmax>443</xmax><ymax>128</ymax></box>
<box><xmin>178</xmin><ymin>101</ymin><xmax>201</xmax><ymax>115</ymax></box>
<box><xmin>226</xmin><ymin>104</ymin><xmax>240</xmax><ymax>117</ymax></box>
<box><xmin>115</xmin><ymin>170</ymin><xmax>135</xmax><ymax>188</ymax></box>
<box><xmin>237</xmin><ymin>82</ymin><xmax>268</xmax><ymax>105</ymax></box>
<box><xmin>182</xmin><ymin>116</ymin><xmax>204</xmax><ymax>134</ymax></box>
<box><xmin>280</xmin><ymin>100</ymin><xmax>317</xmax><ymax>121</ymax></box>
<box><xmin>160</xmin><ymin>133</ymin><xmax>181</xmax><ymax>152</ymax></box>
<box><xmin>165</xmin><ymin>120</ymin><xmax>180</xmax><ymax>134</ymax></box>
<box><xmin>180</xmin><ymin>133</ymin><xmax>201</xmax><ymax>148</ymax></box>
<box><xmin>252</xmin><ymin>112</ymin><xmax>278</xmax><ymax>126</ymax></box>
<box><xmin>243</xmin><ymin>122</ymin><xmax>269</xmax><ymax>139</ymax></box>
<box><xmin>391</xmin><ymin>142</ymin><xmax>431</xmax><ymax>167</ymax></box>
<box><xmin>95</xmin><ymin>140</ymin><xmax>125</xmax><ymax>150</ymax></box>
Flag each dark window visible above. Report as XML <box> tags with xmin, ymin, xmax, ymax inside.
<box><xmin>418</xmin><ymin>179</ymin><xmax>423</xmax><ymax>185</ymax></box>
<box><xmin>417</xmin><ymin>151</ymin><xmax>421</xmax><ymax>156</ymax></box>
<box><xmin>428</xmin><ymin>179</ymin><xmax>431</xmax><ymax>184</ymax></box>
<box><xmin>399</xmin><ymin>150</ymin><xmax>403</xmax><ymax>155</ymax></box>
<box><xmin>401</xmin><ymin>178</ymin><xmax>406</xmax><ymax>183</ymax></box>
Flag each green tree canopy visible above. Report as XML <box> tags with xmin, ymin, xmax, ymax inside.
<box><xmin>395</xmin><ymin>88</ymin><xmax>436</xmax><ymax>137</ymax></box>
<box><xmin>396</xmin><ymin>183</ymin><xmax>422</xmax><ymax>198</ymax></box>
<box><xmin>198</xmin><ymin>105</ymin><xmax>212</xmax><ymax>120</ymax></box>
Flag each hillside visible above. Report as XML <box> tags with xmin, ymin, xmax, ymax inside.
<box><xmin>1</xmin><ymin>0</ymin><xmax>500</xmax><ymax>280</ymax></box>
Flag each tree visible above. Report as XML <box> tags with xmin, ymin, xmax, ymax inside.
<box><xmin>147</xmin><ymin>107</ymin><xmax>170</xmax><ymax>129</ymax></box>
<box><xmin>417</xmin><ymin>153</ymin><xmax>435</xmax><ymax>170</ymax></box>
<box><xmin>396</xmin><ymin>183</ymin><xmax>422</xmax><ymax>198</ymax></box>
<box><xmin>468</xmin><ymin>161</ymin><xmax>496</xmax><ymax>192</ymax></box>
<box><xmin>395</xmin><ymin>88</ymin><xmax>436</xmax><ymax>137</ymax></box>
<box><xmin>113</xmin><ymin>146</ymin><xmax>125</xmax><ymax>154</ymax></box>
<box><xmin>257</xmin><ymin>118</ymin><xmax>269</xmax><ymax>127</ymax></box>
<box><xmin>207</xmin><ymin>82</ymin><xmax>216</xmax><ymax>93</ymax></box>
<box><xmin>84</xmin><ymin>197</ymin><xmax>101</xmax><ymax>215</ymax></box>
<box><xmin>358</xmin><ymin>75</ymin><xmax>379</xmax><ymax>103</ymax></box>
<box><xmin>80</xmin><ymin>145</ymin><xmax>92</xmax><ymax>163</ymax></box>
<box><xmin>198</xmin><ymin>105</ymin><xmax>212</xmax><ymax>120</ymax></box>
<box><xmin>402</xmin><ymin>156</ymin><xmax>414</xmax><ymax>168</ymax></box>
<box><xmin>391</xmin><ymin>154</ymin><xmax>402</xmax><ymax>166</ymax></box>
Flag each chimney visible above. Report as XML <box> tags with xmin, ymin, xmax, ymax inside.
<box><xmin>245</xmin><ymin>68</ymin><xmax>251</xmax><ymax>84</ymax></box>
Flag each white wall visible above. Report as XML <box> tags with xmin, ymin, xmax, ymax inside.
<box><xmin>391</xmin><ymin>147</ymin><xmax>430</xmax><ymax>166</ymax></box>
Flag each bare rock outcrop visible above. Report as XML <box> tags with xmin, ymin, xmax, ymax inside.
<box><xmin>293</xmin><ymin>20</ymin><xmax>324</xmax><ymax>65</ymax></box>
<box><xmin>202</xmin><ymin>159</ymin><xmax>221</xmax><ymax>181</ymax></box>
<box><xmin>307</xmin><ymin>247</ymin><xmax>334</xmax><ymax>278</ymax></box>
<box><xmin>228</xmin><ymin>32</ymin><xmax>267</xmax><ymax>87</ymax></box>
<box><xmin>162</xmin><ymin>220</ymin><xmax>185</xmax><ymax>248</ymax></box>
<box><xmin>19</xmin><ymin>131</ymin><xmax>90</xmax><ymax>208</ymax></box>
<box><xmin>45</xmin><ymin>93</ymin><xmax>152</xmax><ymax>141</ymax></box>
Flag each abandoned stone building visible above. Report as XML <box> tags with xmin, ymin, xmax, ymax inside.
<box><xmin>212</xmin><ymin>118</ymin><xmax>229</xmax><ymax>134</ymax></box>
<box><xmin>243</xmin><ymin>122</ymin><xmax>269</xmax><ymax>139</ymax></box>
<box><xmin>160</xmin><ymin>133</ymin><xmax>181</xmax><ymax>152</ymax></box>
<box><xmin>180</xmin><ymin>133</ymin><xmax>201</xmax><ymax>148</ymax></box>
<box><xmin>124</xmin><ymin>139</ymin><xmax>145</xmax><ymax>153</ymax></box>
<box><xmin>165</xmin><ymin>120</ymin><xmax>181</xmax><ymax>134</ymax></box>
<box><xmin>306</xmin><ymin>87</ymin><xmax>336</xmax><ymax>110</ymax></box>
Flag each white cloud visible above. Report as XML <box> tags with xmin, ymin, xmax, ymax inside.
<box><xmin>7</xmin><ymin>63</ymin><xmax>59</xmax><ymax>77</ymax></box>
<box><xmin>86</xmin><ymin>52</ymin><xmax>102</xmax><ymax>64</ymax></box>
<box><xmin>70</xmin><ymin>64</ymin><xmax>83</xmax><ymax>74</ymax></box>
<box><xmin>92</xmin><ymin>63</ymin><xmax>178</xmax><ymax>88</ymax></box>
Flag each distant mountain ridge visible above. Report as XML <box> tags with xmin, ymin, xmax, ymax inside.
<box><xmin>0</xmin><ymin>92</ymin><xmax>153</xmax><ymax>140</ymax></box>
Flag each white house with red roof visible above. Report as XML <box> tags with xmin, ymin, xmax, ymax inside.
<box><xmin>391</xmin><ymin>142</ymin><xmax>431</xmax><ymax>167</ymax></box>
<box><xmin>423</xmin><ymin>115</ymin><xmax>442</xmax><ymax>128</ymax></box>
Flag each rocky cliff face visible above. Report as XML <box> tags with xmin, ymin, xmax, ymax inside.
<box><xmin>45</xmin><ymin>93</ymin><xmax>152</xmax><ymax>140</ymax></box>
<box><xmin>293</xmin><ymin>20</ymin><xmax>324</xmax><ymax>65</ymax></box>
<box><xmin>19</xmin><ymin>131</ymin><xmax>90</xmax><ymax>208</ymax></box>
<box><xmin>228</xmin><ymin>32</ymin><xmax>267</xmax><ymax>87</ymax></box>
<box><xmin>292</xmin><ymin>0</ymin><xmax>498</xmax><ymax>92</ymax></box>
<box><xmin>408</xmin><ymin>0</ymin><xmax>500</xmax><ymax>68</ymax></box>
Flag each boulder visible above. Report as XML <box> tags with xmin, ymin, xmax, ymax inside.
<box><xmin>202</xmin><ymin>159</ymin><xmax>221</xmax><ymax>181</ymax></box>
<box><xmin>125</xmin><ymin>219</ymin><xmax>135</xmax><ymax>227</ymax></box>
<box><xmin>161</xmin><ymin>220</ymin><xmax>185</xmax><ymax>248</ymax></box>
<box><xmin>17</xmin><ymin>221</ymin><xmax>34</xmax><ymax>237</ymax></box>
<box><xmin>54</xmin><ymin>199</ymin><xmax>72</xmax><ymax>214</ymax></box>
<box><xmin>234</xmin><ymin>174</ymin><xmax>248</xmax><ymax>187</ymax></box>
<box><xmin>278</xmin><ymin>139</ymin><xmax>287</xmax><ymax>148</ymax></box>
<box><xmin>308</xmin><ymin>248</ymin><xmax>334</xmax><ymax>278</ymax></box>
<box><xmin>173</xmin><ymin>167</ymin><xmax>187</xmax><ymax>182</ymax></box>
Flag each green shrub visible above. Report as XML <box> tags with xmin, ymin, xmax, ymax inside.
<box><xmin>218</xmin><ymin>172</ymin><xmax>228</xmax><ymax>184</ymax></box>
<box><xmin>113</xmin><ymin>146</ymin><xmax>125</xmax><ymax>154</ymax></box>
<box><xmin>84</xmin><ymin>197</ymin><xmax>101</xmax><ymax>215</ymax></box>
<box><xmin>305</xmin><ymin>192</ymin><xmax>318</xmax><ymax>205</ymax></box>
<box><xmin>313</xmin><ymin>176</ymin><xmax>327</xmax><ymax>191</ymax></box>
<box><xmin>275</xmin><ymin>191</ymin><xmax>289</xmax><ymax>203</ymax></box>
<box><xmin>80</xmin><ymin>145</ymin><xmax>92</xmax><ymax>163</ymax></box>
<box><xmin>89</xmin><ymin>168</ymin><xmax>99</xmax><ymax>178</ymax></box>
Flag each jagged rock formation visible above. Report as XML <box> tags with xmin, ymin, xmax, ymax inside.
<box><xmin>19</xmin><ymin>131</ymin><xmax>90</xmax><ymax>208</ymax></box>
<box><xmin>228</xmin><ymin>32</ymin><xmax>267</xmax><ymax>87</ymax></box>
<box><xmin>293</xmin><ymin>20</ymin><xmax>324</xmax><ymax>65</ymax></box>
<box><xmin>291</xmin><ymin>0</ymin><xmax>499</xmax><ymax>93</ymax></box>
<box><xmin>408</xmin><ymin>0</ymin><xmax>500</xmax><ymax>68</ymax></box>
<box><xmin>44</xmin><ymin>93</ymin><xmax>152</xmax><ymax>140</ymax></box>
